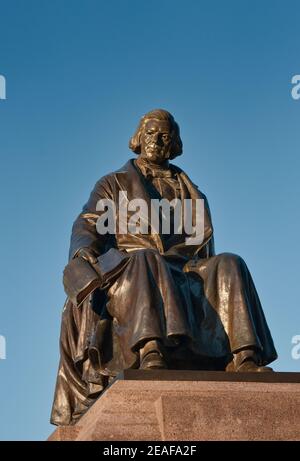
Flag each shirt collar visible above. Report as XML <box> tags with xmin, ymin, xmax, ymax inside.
<box><xmin>135</xmin><ymin>157</ymin><xmax>174</xmax><ymax>178</ymax></box>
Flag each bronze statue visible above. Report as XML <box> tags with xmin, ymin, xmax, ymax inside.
<box><xmin>51</xmin><ymin>109</ymin><xmax>277</xmax><ymax>426</ymax></box>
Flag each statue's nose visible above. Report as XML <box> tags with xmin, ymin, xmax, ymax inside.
<box><xmin>153</xmin><ymin>133</ymin><xmax>164</xmax><ymax>145</ymax></box>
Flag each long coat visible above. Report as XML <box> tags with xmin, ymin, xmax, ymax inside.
<box><xmin>51</xmin><ymin>159</ymin><xmax>277</xmax><ymax>426</ymax></box>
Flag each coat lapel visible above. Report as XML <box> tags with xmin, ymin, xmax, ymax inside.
<box><xmin>113</xmin><ymin>160</ymin><xmax>165</xmax><ymax>252</ymax></box>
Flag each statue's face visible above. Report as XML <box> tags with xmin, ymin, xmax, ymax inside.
<box><xmin>140</xmin><ymin>119</ymin><xmax>172</xmax><ymax>164</ymax></box>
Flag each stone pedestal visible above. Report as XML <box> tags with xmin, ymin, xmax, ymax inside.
<box><xmin>48</xmin><ymin>371</ymin><xmax>300</xmax><ymax>441</ymax></box>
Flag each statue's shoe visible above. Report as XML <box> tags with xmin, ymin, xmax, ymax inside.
<box><xmin>140</xmin><ymin>351</ymin><xmax>167</xmax><ymax>370</ymax></box>
<box><xmin>236</xmin><ymin>360</ymin><xmax>273</xmax><ymax>372</ymax></box>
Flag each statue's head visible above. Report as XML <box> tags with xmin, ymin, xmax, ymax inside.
<box><xmin>129</xmin><ymin>109</ymin><xmax>183</xmax><ymax>164</ymax></box>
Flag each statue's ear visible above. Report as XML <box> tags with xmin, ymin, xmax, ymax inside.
<box><xmin>169</xmin><ymin>124</ymin><xmax>183</xmax><ymax>159</ymax></box>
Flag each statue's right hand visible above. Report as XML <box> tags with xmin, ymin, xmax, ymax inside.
<box><xmin>76</xmin><ymin>247</ymin><xmax>98</xmax><ymax>265</ymax></box>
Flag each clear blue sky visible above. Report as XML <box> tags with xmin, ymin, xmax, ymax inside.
<box><xmin>0</xmin><ymin>0</ymin><xmax>299</xmax><ymax>441</ymax></box>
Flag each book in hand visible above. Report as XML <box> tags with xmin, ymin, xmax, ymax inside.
<box><xmin>63</xmin><ymin>256</ymin><xmax>101</xmax><ymax>307</ymax></box>
<box><xmin>95</xmin><ymin>248</ymin><xmax>130</xmax><ymax>289</ymax></box>
<box><xmin>63</xmin><ymin>248</ymin><xmax>130</xmax><ymax>307</ymax></box>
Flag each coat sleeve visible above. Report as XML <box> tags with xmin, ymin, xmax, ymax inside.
<box><xmin>196</xmin><ymin>193</ymin><xmax>216</xmax><ymax>258</ymax></box>
<box><xmin>69</xmin><ymin>176</ymin><xmax>114</xmax><ymax>260</ymax></box>
<box><xmin>204</xmin><ymin>194</ymin><xmax>215</xmax><ymax>257</ymax></box>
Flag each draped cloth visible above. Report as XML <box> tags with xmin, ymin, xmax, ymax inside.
<box><xmin>50</xmin><ymin>159</ymin><xmax>277</xmax><ymax>426</ymax></box>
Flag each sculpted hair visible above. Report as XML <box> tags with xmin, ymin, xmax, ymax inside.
<box><xmin>129</xmin><ymin>109</ymin><xmax>183</xmax><ymax>159</ymax></box>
